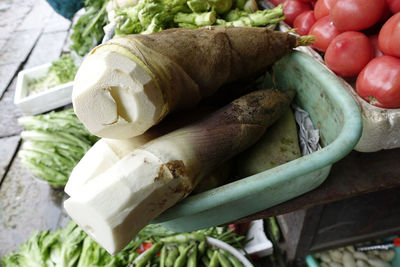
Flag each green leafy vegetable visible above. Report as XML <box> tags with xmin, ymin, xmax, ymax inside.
<box><xmin>28</xmin><ymin>55</ymin><xmax>78</xmax><ymax>96</ymax></box>
<box><xmin>18</xmin><ymin>109</ymin><xmax>99</xmax><ymax>188</ymax></box>
<box><xmin>114</xmin><ymin>0</ymin><xmax>284</xmax><ymax>36</ymax></box>
<box><xmin>1</xmin><ymin>222</ymin><xmax>249</xmax><ymax>267</ymax></box>
<box><xmin>70</xmin><ymin>0</ymin><xmax>109</xmax><ymax>56</ymax></box>
<box><xmin>1</xmin><ymin>222</ymin><xmax>130</xmax><ymax>267</ymax></box>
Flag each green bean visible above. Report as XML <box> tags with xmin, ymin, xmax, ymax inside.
<box><xmin>209</xmin><ymin>250</ymin><xmax>220</xmax><ymax>267</ymax></box>
<box><xmin>220</xmin><ymin>233</ymin><xmax>237</xmax><ymax>242</ymax></box>
<box><xmin>133</xmin><ymin>242</ymin><xmax>163</xmax><ymax>267</ymax></box>
<box><xmin>218</xmin><ymin>252</ymin><xmax>233</xmax><ymax>267</ymax></box>
<box><xmin>160</xmin><ymin>233</ymin><xmax>206</xmax><ymax>244</ymax></box>
<box><xmin>166</xmin><ymin>246</ymin><xmax>179</xmax><ymax>267</ymax></box>
<box><xmin>207</xmin><ymin>249</ymin><xmax>214</xmax><ymax>260</ymax></box>
<box><xmin>219</xmin><ymin>249</ymin><xmax>244</xmax><ymax>267</ymax></box>
<box><xmin>201</xmin><ymin>255</ymin><xmax>210</xmax><ymax>266</ymax></box>
<box><xmin>217</xmin><ymin>229</ymin><xmax>234</xmax><ymax>240</ymax></box>
<box><xmin>198</xmin><ymin>240</ymin><xmax>207</xmax><ymax>256</ymax></box>
<box><xmin>160</xmin><ymin>245</ymin><xmax>167</xmax><ymax>267</ymax></box>
<box><xmin>187</xmin><ymin>244</ymin><xmax>198</xmax><ymax>267</ymax></box>
<box><xmin>173</xmin><ymin>243</ymin><xmax>194</xmax><ymax>267</ymax></box>
<box><xmin>178</xmin><ymin>245</ymin><xmax>186</xmax><ymax>255</ymax></box>
<box><xmin>267</xmin><ymin>217</ymin><xmax>281</xmax><ymax>242</ymax></box>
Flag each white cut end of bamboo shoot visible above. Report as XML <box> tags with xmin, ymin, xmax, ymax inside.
<box><xmin>64</xmin><ymin>149</ymin><xmax>185</xmax><ymax>255</ymax></box>
<box><xmin>65</xmin><ymin>139</ymin><xmax>120</xmax><ymax>196</ymax></box>
<box><xmin>72</xmin><ymin>50</ymin><xmax>164</xmax><ymax>139</ymax></box>
<box><xmin>65</xmin><ymin>136</ymin><xmax>153</xmax><ymax>196</ymax></box>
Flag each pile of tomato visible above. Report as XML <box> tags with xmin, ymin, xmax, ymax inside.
<box><xmin>271</xmin><ymin>0</ymin><xmax>400</xmax><ymax>109</ymax></box>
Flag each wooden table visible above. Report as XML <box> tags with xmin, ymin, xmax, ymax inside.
<box><xmin>1</xmin><ymin>1</ymin><xmax>400</xmax><ymax>264</ymax></box>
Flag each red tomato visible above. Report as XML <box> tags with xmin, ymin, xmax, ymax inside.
<box><xmin>356</xmin><ymin>56</ymin><xmax>400</xmax><ymax>109</ymax></box>
<box><xmin>270</xmin><ymin>0</ymin><xmax>284</xmax><ymax>6</ymax></box>
<box><xmin>314</xmin><ymin>0</ymin><xmax>337</xmax><ymax>20</ymax></box>
<box><xmin>330</xmin><ymin>0</ymin><xmax>386</xmax><ymax>31</ymax></box>
<box><xmin>228</xmin><ymin>224</ymin><xmax>238</xmax><ymax>233</ymax></box>
<box><xmin>369</xmin><ymin>34</ymin><xmax>384</xmax><ymax>58</ymax></box>
<box><xmin>386</xmin><ymin>0</ymin><xmax>400</xmax><ymax>13</ymax></box>
<box><xmin>325</xmin><ymin>32</ymin><xmax>373</xmax><ymax>77</ymax></box>
<box><xmin>293</xmin><ymin>11</ymin><xmax>316</xmax><ymax>35</ymax></box>
<box><xmin>136</xmin><ymin>242</ymin><xmax>152</xmax><ymax>253</ymax></box>
<box><xmin>283</xmin><ymin>0</ymin><xmax>312</xmax><ymax>26</ymax></box>
<box><xmin>380</xmin><ymin>0</ymin><xmax>393</xmax><ymax>23</ymax></box>
<box><xmin>309</xmin><ymin>16</ymin><xmax>341</xmax><ymax>52</ymax></box>
<box><xmin>379</xmin><ymin>13</ymin><xmax>400</xmax><ymax>58</ymax></box>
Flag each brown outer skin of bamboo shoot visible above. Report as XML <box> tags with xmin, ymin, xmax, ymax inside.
<box><xmin>107</xmin><ymin>26</ymin><xmax>297</xmax><ymax>114</ymax></box>
<box><xmin>141</xmin><ymin>88</ymin><xmax>295</xmax><ymax>193</ymax></box>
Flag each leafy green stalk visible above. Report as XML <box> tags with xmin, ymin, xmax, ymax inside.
<box><xmin>70</xmin><ymin>0</ymin><xmax>109</xmax><ymax>56</ymax></box>
<box><xmin>6</xmin><ymin>230</ymin><xmax>59</xmax><ymax>267</ymax></box>
<box><xmin>218</xmin><ymin>4</ymin><xmax>284</xmax><ymax>26</ymax></box>
<box><xmin>18</xmin><ymin>109</ymin><xmax>99</xmax><ymax>188</ymax></box>
<box><xmin>174</xmin><ymin>11</ymin><xmax>217</xmax><ymax>26</ymax></box>
<box><xmin>187</xmin><ymin>0</ymin><xmax>210</xmax><ymax>12</ymax></box>
<box><xmin>50</xmin><ymin>223</ymin><xmax>85</xmax><ymax>267</ymax></box>
<box><xmin>115</xmin><ymin>0</ymin><xmax>284</xmax><ymax>36</ymax></box>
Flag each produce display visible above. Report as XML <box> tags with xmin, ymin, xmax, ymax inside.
<box><xmin>26</xmin><ymin>55</ymin><xmax>78</xmax><ymax>97</ymax></box>
<box><xmin>18</xmin><ymin>109</ymin><xmax>99</xmax><ymax>187</ymax></box>
<box><xmin>313</xmin><ymin>244</ymin><xmax>396</xmax><ymax>267</ymax></box>
<box><xmin>273</xmin><ymin>0</ymin><xmax>400</xmax><ymax>109</ymax></box>
<box><xmin>1</xmin><ymin>222</ymin><xmax>248</xmax><ymax>267</ymax></box>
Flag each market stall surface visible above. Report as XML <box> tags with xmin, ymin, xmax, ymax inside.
<box><xmin>1</xmin><ymin>0</ymin><xmax>400</xmax><ymax>264</ymax></box>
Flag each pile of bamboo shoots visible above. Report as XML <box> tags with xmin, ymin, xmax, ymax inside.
<box><xmin>65</xmin><ymin>26</ymin><xmax>312</xmax><ymax>254</ymax></box>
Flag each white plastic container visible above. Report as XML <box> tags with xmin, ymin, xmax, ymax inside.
<box><xmin>14</xmin><ymin>63</ymin><xmax>73</xmax><ymax>115</ymax></box>
<box><xmin>242</xmin><ymin>220</ymin><xmax>273</xmax><ymax>257</ymax></box>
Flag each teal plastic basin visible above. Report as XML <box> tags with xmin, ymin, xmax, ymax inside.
<box><xmin>153</xmin><ymin>51</ymin><xmax>362</xmax><ymax>231</ymax></box>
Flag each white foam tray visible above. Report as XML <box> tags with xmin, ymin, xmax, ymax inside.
<box><xmin>14</xmin><ymin>63</ymin><xmax>73</xmax><ymax>115</ymax></box>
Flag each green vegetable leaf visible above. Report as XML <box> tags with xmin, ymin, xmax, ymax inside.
<box><xmin>18</xmin><ymin>109</ymin><xmax>99</xmax><ymax>188</ymax></box>
<box><xmin>70</xmin><ymin>0</ymin><xmax>109</xmax><ymax>56</ymax></box>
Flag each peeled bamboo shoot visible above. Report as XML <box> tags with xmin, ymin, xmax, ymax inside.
<box><xmin>72</xmin><ymin>26</ymin><xmax>310</xmax><ymax>138</ymax></box>
<box><xmin>64</xmin><ymin>88</ymin><xmax>294</xmax><ymax>254</ymax></box>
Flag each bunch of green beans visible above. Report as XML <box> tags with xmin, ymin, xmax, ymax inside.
<box><xmin>130</xmin><ymin>232</ymin><xmax>247</xmax><ymax>267</ymax></box>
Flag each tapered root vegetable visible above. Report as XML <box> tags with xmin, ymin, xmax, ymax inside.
<box><xmin>64</xmin><ymin>88</ymin><xmax>294</xmax><ymax>254</ymax></box>
<box><xmin>72</xmin><ymin>26</ymin><xmax>313</xmax><ymax>139</ymax></box>
<box><xmin>65</xmin><ymin>108</ymin><xmax>216</xmax><ymax>196</ymax></box>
